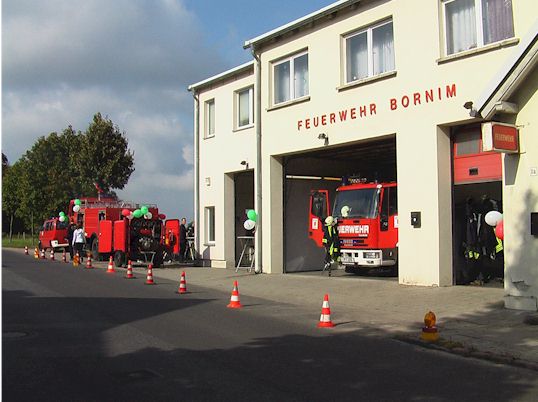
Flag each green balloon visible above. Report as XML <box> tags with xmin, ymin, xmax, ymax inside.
<box><xmin>247</xmin><ymin>209</ymin><xmax>257</xmax><ymax>222</ymax></box>
<box><xmin>133</xmin><ymin>209</ymin><xmax>143</xmax><ymax>218</ymax></box>
<box><xmin>74</xmin><ymin>199</ymin><xmax>81</xmax><ymax>206</ymax></box>
<box><xmin>141</xmin><ymin>206</ymin><xmax>149</xmax><ymax>215</ymax></box>
<box><xmin>59</xmin><ymin>212</ymin><xmax>66</xmax><ymax>217</ymax></box>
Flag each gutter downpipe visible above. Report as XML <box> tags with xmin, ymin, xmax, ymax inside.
<box><xmin>192</xmin><ymin>91</ymin><xmax>201</xmax><ymax>264</ymax></box>
<box><xmin>252</xmin><ymin>47</ymin><xmax>262</xmax><ymax>274</ymax></box>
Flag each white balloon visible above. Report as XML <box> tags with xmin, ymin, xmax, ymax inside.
<box><xmin>144</xmin><ymin>212</ymin><xmax>153</xmax><ymax>220</ymax></box>
<box><xmin>59</xmin><ymin>215</ymin><xmax>66</xmax><ymax>222</ymax></box>
<box><xmin>73</xmin><ymin>205</ymin><xmax>81</xmax><ymax>213</ymax></box>
<box><xmin>128</xmin><ymin>212</ymin><xmax>134</xmax><ymax>220</ymax></box>
<box><xmin>485</xmin><ymin>210</ymin><xmax>503</xmax><ymax>227</ymax></box>
<box><xmin>243</xmin><ymin>219</ymin><xmax>256</xmax><ymax>231</ymax></box>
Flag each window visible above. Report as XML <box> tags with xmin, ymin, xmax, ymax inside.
<box><xmin>454</xmin><ymin>130</ymin><xmax>481</xmax><ymax>156</ymax></box>
<box><xmin>205</xmin><ymin>206</ymin><xmax>215</xmax><ymax>244</ymax></box>
<box><xmin>236</xmin><ymin>87</ymin><xmax>253</xmax><ymax>128</ymax></box>
<box><xmin>273</xmin><ymin>51</ymin><xmax>309</xmax><ymax>105</ymax></box>
<box><xmin>205</xmin><ymin>99</ymin><xmax>215</xmax><ymax>138</ymax></box>
<box><xmin>443</xmin><ymin>0</ymin><xmax>514</xmax><ymax>55</ymax></box>
<box><xmin>345</xmin><ymin>19</ymin><xmax>395</xmax><ymax>83</ymax></box>
<box><xmin>311</xmin><ymin>191</ymin><xmax>328</xmax><ymax>219</ymax></box>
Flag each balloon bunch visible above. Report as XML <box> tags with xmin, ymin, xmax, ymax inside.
<box><xmin>122</xmin><ymin>205</ymin><xmax>153</xmax><ymax>220</ymax></box>
<box><xmin>72</xmin><ymin>199</ymin><xmax>82</xmax><ymax>213</ymax></box>
<box><xmin>58</xmin><ymin>211</ymin><xmax>67</xmax><ymax>222</ymax></box>
<box><xmin>244</xmin><ymin>209</ymin><xmax>257</xmax><ymax>231</ymax></box>
<box><xmin>485</xmin><ymin>210</ymin><xmax>504</xmax><ymax>241</ymax></box>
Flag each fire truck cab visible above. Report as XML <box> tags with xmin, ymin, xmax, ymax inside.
<box><xmin>309</xmin><ymin>178</ymin><xmax>398</xmax><ymax>273</ymax></box>
<box><xmin>38</xmin><ymin>218</ymin><xmax>69</xmax><ymax>252</ymax></box>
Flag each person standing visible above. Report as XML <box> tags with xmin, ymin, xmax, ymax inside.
<box><xmin>179</xmin><ymin>218</ymin><xmax>187</xmax><ymax>262</ymax></box>
<box><xmin>67</xmin><ymin>222</ymin><xmax>76</xmax><ymax>259</ymax></box>
<box><xmin>72</xmin><ymin>224</ymin><xmax>85</xmax><ymax>262</ymax></box>
<box><xmin>322</xmin><ymin>216</ymin><xmax>340</xmax><ymax>277</ymax></box>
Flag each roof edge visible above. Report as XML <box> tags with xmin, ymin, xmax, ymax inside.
<box><xmin>475</xmin><ymin>20</ymin><xmax>538</xmax><ymax>118</ymax></box>
<box><xmin>188</xmin><ymin>60</ymin><xmax>255</xmax><ymax>92</ymax></box>
<box><xmin>243</xmin><ymin>0</ymin><xmax>361</xmax><ymax>50</ymax></box>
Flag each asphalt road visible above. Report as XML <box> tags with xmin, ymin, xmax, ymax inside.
<box><xmin>3</xmin><ymin>249</ymin><xmax>538</xmax><ymax>402</ymax></box>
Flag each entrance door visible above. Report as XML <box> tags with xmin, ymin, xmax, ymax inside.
<box><xmin>234</xmin><ymin>171</ymin><xmax>254</xmax><ymax>266</ymax></box>
<box><xmin>452</xmin><ymin>125</ymin><xmax>504</xmax><ymax>285</ymax></box>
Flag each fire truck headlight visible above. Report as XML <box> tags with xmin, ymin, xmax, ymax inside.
<box><xmin>364</xmin><ymin>251</ymin><xmax>380</xmax><ymax>259</ymax></box>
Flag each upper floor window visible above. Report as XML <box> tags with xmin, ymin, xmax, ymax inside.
<box><xmin>344</xmin><ymin>19</ymin><xmax>395</xmax><ymax>83</ymax></box>
<box><xmin>273</xmin><ymin>51</ymin><xmax>309</xmax><ymax>105</ymax></box>
<box><xmin>205</xmin><ymin>99</ymin><xmax>215</xmax><ymax>138</ymax></box>
<box><xmin>236</xmin><ymin>86</ymin><xmax>254</xmax><ymax>129</ymax></box>
<box><xmin>443</xmin><ymin>0</ymin><xmax>514</xmax><ymax>55</ymax></box>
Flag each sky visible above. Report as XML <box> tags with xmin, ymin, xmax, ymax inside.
<box><xmin>2</xmin><ymin>0</ymin><xmax>332</xmax><ymax>220</ymax></box>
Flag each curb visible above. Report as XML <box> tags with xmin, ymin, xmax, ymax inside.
<box><xmin>394</xmin><ymin>334</ymin><xmax>538</xmax><ymax>372</ymax></box>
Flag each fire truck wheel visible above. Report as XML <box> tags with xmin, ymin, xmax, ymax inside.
<box><xmin>91</xmin><ymin>238</ymin><xmax>100</xmax><ymax>261</ymax></box>
<box><xmin>114</xmin><ymin>251</ymin><xmax>125</xmax><ymax>268</ymax></box>
<box><xmin>38</xmin><ymin>241</ymin><xmax>43</xmax><ymax>251</ymax></box>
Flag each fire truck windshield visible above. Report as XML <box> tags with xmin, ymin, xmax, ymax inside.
<box><xmin>333</xmin><ymin>188</ymin><xmax>380</xmax><ymax>219</ymax></box>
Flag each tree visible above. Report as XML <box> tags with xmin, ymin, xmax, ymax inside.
<box><xmin>76</xmin><ymin>113</ymin><xmax>135</xmax><ymax>193</ymax></box>
<box><xmin>2</xmin><ymin>114</ymin><xmax>135</xmax><ymax>233</ymax></box>
<box><xmin>2</xmin><ymin>159</ymin><xmax>23</xmax><ymax>240</ymax></box>
<box><xmin>2</xmin><ymin>153</ymin><xmax>9</xmax><ymax>177</ymax></box>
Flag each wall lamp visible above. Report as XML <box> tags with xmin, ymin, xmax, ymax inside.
<box><xmin>240</xmin><ymin>160</ymin><xmax>249</xmax><ymax>169</ymax></box>
<box><xmin>318</xmin><ymin>133</ymin><xmax>329</xmax><ymax>146</ymax></box>
<box><xmin>463</xmin><ymin>101</ymin><xmax>478</xmax><ymax>117</ymax></box>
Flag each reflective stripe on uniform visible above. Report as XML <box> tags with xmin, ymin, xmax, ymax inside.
<box><xmin>496</xmin><ymin>237</ymin><xmax>503</xmax><ymax>253</ymax></box>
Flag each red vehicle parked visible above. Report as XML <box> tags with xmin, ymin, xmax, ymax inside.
<box><xmin>309</xmin><ymin>178</ymin><xmax>398</xmax><ymax>274</ymax></box>
<box><xmin>38</xmin><ymin>218</ymin><xmax>69</xmax><ymax>252</ymax></box>
<box><xmin>67</xmin><ymin>196</ymin><xmax>174</xmax><ymax>267</ymax></box>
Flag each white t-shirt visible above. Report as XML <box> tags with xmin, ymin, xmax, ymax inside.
<box><xmin>72</xmin><ymin>228</ymin><xmax>85</xmax><ymax>245</ymax></box>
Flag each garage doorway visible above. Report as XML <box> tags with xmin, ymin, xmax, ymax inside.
<box><xmin>283</xmin><ymin>136</ymin><xmax>397</xmax><ymax>273</ymax></box>
<box><xmin>451</xmin><ymin>125</ymin><xmax>504</xmax><ymax>285</ymax></box>
<box><xmin>234</xmin><ymin>171</ymin><xmax>254</xmax><ymax>267</ymax></box>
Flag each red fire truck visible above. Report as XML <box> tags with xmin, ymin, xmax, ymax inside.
<box><xmin>308</xmin><ymin>178</ymin><xmax>398</xmax><ymax>273</ymax></box>
<box><xmin>67</xmin><ymin>196</ymin><xmax>178</xmax><ymax>267</ymax></box>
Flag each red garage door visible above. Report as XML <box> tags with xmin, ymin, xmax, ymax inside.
<box><xmin>453</xmin><ymin>127</ymin><xmax>501</xmax><ymax>184</ymax></box>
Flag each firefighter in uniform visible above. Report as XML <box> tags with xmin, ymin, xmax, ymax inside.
<box><xmin>322</xmin><ymin>216</ymin><xmax>340</xmax><ymax>277</ymax></box>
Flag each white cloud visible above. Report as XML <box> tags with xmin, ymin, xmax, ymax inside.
<box><xmin>1</xmin><ymin>0</ymin><xmax>227</xmax><ymax>219</ymax></box>
<box><xmin>182</xmin><ymin>144</ymin><xmax>194</xmax><ymax>166</ymax></box>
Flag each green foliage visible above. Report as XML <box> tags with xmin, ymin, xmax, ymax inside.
<box><xmin>1</xmin><ymin>113</ymin><xmax>135</xmax><ymax>231</ymax></box>
<box><xmin>76</xmin><ymin>113</ymin><xmax>135</xmax><ymax>192</ymax></box>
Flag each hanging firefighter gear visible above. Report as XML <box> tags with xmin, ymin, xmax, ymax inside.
<box><xmin>322</xmin><ymin>216</ymin><xmax>340</xmax><ymax>276</ymax></box>
<box><xmin>463</xmin><ymin>196</ymin><xmax>504</xmax><ymax>285</ymax></box>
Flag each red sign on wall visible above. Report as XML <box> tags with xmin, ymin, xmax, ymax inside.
<box><xmin>482</xmin><ymin>122</ymin><xmax>519</xmax><ymax>153</ymax></box>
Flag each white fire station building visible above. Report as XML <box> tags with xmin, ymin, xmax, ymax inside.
<box><xmin>189</xmin><ymin>0</ymin><xmax>538</xmax><ymax>311</ymax></box>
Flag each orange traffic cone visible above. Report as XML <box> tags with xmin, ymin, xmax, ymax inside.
<box><xmin>106</xmin><ymin>256</ymin><xmax>116</xmax><ymax>274</ymax></box>
<box><xmin>50</xmin><ymin>249</ymin><xmax>55</xmax><ymax>261</ymax></box>
<box><xmin>25</xmin><ymin>246</ymin><xmax>29</xmax><ymax>255</ymax></box>
<box><xmin>227</xmin><ymin>281</ymin><xmax>242</xmax><ymax>308</ymax></box>
<box><xmin>145</xmin><ymin>264</ymin><xmax>155</xmax><ymax>285</ymax></box>
<box><xmin>317</xmin><ymin>294</ymin><xmax>335</xmax><ymax>328</ymax></box>
<box><xmin>177</xmin><ymin>271</ymin><xmax>187</xmax><ymax>294</ymax></box>
<box><xmin>125</xmin><ymin>261</ymin><xmax>135</xmax><ymax>279</ymax></box>
<box><xmin>85</xmin><ymin>255</ymin><xmax>94</xmax><ymax>269</ymax></box>
<box><xmin>62</xmin><ymin>250</ymin><xmax>67</xmax><ymax>263</ymax></box>
<box><xmin>34</xmin><ymin>247</ymin><xmax>39</xmax><ymax>259</ymax></box>
<box><xmin>73</xmin><ymin>252</ymin><xmax>80</xmax><ymax>267</ymax></box>
<box><xmin>40</xmin><ymin>249</ymin><xmax>46</xmax><ymax>259</ymax></box>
